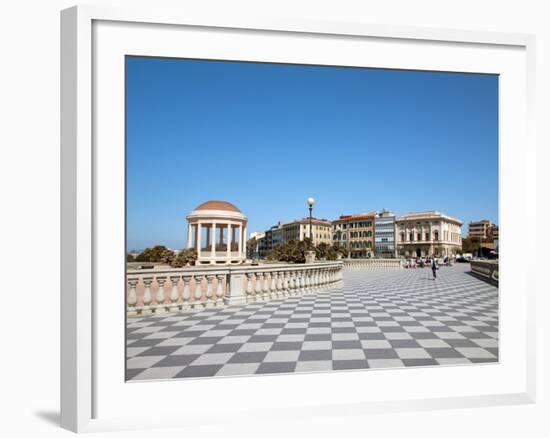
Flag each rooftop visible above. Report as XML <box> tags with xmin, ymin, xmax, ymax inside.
<box><xmin>194</xmin><ymin>200</ymin><xmax>241</xmax><ymax>212</ymax></box>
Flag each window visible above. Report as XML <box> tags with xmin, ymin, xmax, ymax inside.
<box><xmin>425</xmin><ymin>232</ymin><xmax>429</xmax><ymax>241</ymax></box>
<box><xmin>409</xmin><ymin>233</ymin><xmax>414</xmax><ymax>241</ymax></box>
<box><xmin>417</xmin><ymin>233</ymin><xmax>421</xmax><ymax>241</ymax></box>
<box><xmin>434</xmin><ymin>231</ymin><xmax>439</xmax><ymax>241</ymax></box>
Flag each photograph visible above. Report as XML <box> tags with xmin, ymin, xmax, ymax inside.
<box><xmin>124</xmin><ymin>56</ymin><xmax>499</xmax><ymax>381</ymax></box>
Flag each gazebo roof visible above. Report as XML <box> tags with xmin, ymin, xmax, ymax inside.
<box><xmin>194</xmin><ymin>200</ymin><xmax>241</xmax><ymax>212</ymax></box>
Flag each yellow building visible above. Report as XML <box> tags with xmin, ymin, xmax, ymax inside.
<box><xmin>282</xmin><ymin>218</ymin><xmax>332</xmax><ymax>246</ymax></box>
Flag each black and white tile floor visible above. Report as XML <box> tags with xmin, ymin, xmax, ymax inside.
<box><xmin>126</xmin><ymin>264</ymin><xmax>498</xmax><ymax>381</ymax></box>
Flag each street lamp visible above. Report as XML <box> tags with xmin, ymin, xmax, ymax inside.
<box><xmin>307</xmin><ymin>197</ymin><xmax>315</xmax><ymax>246</ymax></box>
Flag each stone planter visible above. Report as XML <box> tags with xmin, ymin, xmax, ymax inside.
<box><xmin>305</xmin><ymin>250</ymin><xmax>316</xmax><ymax>264</ymax></box>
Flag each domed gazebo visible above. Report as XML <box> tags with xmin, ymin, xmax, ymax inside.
<box><xmin>186</xmin><ymin>200</ymin><xmax>248</xmax><ymax>265</ymax></box>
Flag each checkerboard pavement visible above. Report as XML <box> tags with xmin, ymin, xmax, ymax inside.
<box><xmin>126</xmin><ymin>264</ymin><xmax>498</xmax><ymax>380</ymax></box>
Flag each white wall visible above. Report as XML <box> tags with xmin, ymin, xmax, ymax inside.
<box><xmin>1</xmin><ymin>1</ymin><xmax>548</xmax><ymax>437</ymax></box>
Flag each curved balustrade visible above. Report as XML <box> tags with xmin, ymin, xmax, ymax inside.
<box><xmin>343</xmin><ymin>258</ymin><xmax>402</xmax><ymax>270</ymax></box>
<box><xmin>127</xmin><ymin>261</ymin><xmax>344</xmax><ymax>317</ymax></box>
<box><xmin>470</xmin><ymin>260</ymin><xmax>499</xmax><ymax>283</ymax></box>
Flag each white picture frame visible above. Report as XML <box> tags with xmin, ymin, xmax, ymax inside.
<box><xmin>60</xmin><ymin>4</ymin><xmax>536</xmax><ymax>433</ymax></box>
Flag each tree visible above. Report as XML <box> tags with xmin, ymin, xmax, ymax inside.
<box><xmin>315</xmin><ymin>242</ymin><xmax>330</xmax><ymax>260</ymax></box>
<box><xmin>135</xmin><ymin>245</ymin><xmax>175</xmax><ymax>263</ymax></box>
<box><xmin>171</xmin><ymin>248</ymin><xmax>198</xmax><ymax>267</ymax></box>
<box><xmin>246</xmin><ymin>237</ymin><xmax>258</xmax><ymax>259</ymax></box>
<box><xmin>327</xmin><ymin>243</ymin><xmax>347</xmax><ymax>260</ymax></box>
<box><xmin>126</xmin><ymin>253</ymin><xmax>135</xmax><ymax>262</ymax></box>
<box><xmin>461</xmin><ymin>237</ymin><xmax>479</xmax><ymax>254</ymax></box>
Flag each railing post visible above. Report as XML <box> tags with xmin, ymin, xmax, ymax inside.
<box><xmin>246</xmin><ymin>272</ymin><xmax>255</xmax><ymax>302</ymax></box>
<box><xmin>255</xmin><ymin>272</ymin><xmax>263</xmax><ymax>301</ymax></box>
<box><xmin>225</xmin><ymin>271</ymin><xmax>245</xmax><ymax>306</ymax></box>
<box><xmin>142</xmin><ymin>277</ymin><xmax>153</xmax><ymax>315</ymax></box>
<box><xmin>181</xmin><ymin>275</ymin><xmax>191</xmax><ymax>311</ymax></box>
<box><xmin>169</xmin><ymin>276</ymin><xmax>181</xmax><ymax>312</ymax></box>
<box><xmin>155</xmin><ymin>276</ymin><xmax>167</xmax><ymax>313</ymax></box>
<box><xmin>193</xmin><ymin>275</ymin><xmax>204</xmax><ymax>310</ymax></box>
<box><xmin>215</xmin><ymin>274</ymin><xmax>225</xmax><ymax>307</ymax></box>
<box><xmin>205</xmin><ymin>275</ymin><xmax>215</xmax><ymax>308</ymax></box>
<box><xmin>262</xmin><ymin>272</ymin><xmax>270</xmax><ymax>300</ymax></box>
<box><xmin>270</xmin><ymin>272</ymin><xmax>278</xmax><ymax>299</ymax></box>
<box><xmin>127</xmin><ymin>278</ymin><xmax>138</xmax><ymax>316</ymax></box>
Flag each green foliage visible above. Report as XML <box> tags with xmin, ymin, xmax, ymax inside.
<box><xmin>171</xmin><ymin>248</ymin><xmax>198</xmax><ymax>267</ymax></box>
<box><xmin>135</xmin><ymin>245</ymin><xmax>174</xmax><ymax>263</ymax></box>
<box><xmin>461</xmin><ymin>237</ymin><xmax>480</xmax><ymax>254</ymax></box>
<box><xmin>126</xmin><ymin>253</ymin><xmax>135</xmax><ymax>262</ymax></box>
<box><xmin>326</xmin><ymin>243</ymin><xmax>347</xmax><ymax>260</ymax></box>
<box><xmin>269</xmin><ymin>240</ymin><xmax>346</xmax><ymax>263</ymax></box>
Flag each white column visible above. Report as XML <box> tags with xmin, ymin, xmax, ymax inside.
<box><xmin>211</xmin><ymin>222</ymin><xmax>217</xmax><ymax>258</ymax></box>
<box><xmin>243</xmin><ymin>224</ymin><xmax>247</xmax><ymax>260</ymax></box>
<box><xmin>196</xmin><ymin>221</ymin><xmax>202</xmax><ymax>261</ymax></box>
<box><xmin>187</xmin><ymin>222</ymin><xmax>192</xmax><ymax>248</ymax></box>
<box><xmin>238</xmin><ymin>223</ymin><xmax>243</xmax><ymax>258</ymax></box>
<box><xmin>226</xmin><ymin>223</ymin><xmax>232</xmax><ymax>262</ymax></box>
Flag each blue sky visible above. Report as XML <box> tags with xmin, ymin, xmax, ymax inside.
<box><xmin>126</xmin><ymin>56</ymin><xmax>498</xmax><ymax>250</ymax></box>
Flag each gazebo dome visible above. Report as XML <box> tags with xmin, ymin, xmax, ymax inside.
<box><xmin>195</xmin><ymin>200</ymin><xmax>241</xmax><ymax>213</ymax></box>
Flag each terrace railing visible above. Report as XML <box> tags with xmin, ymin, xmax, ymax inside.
<box><xmin>470</xmin><ymin>260</ymin><xmax>499</xmax><ymax>283</ymax></box>
<box><xmin>343</xmin><ymin>258</ymin><xmax>402</xmax><ymax>270</ymax></box>
<box><xmin>126</xmin><ymin>261</ymin><xmax>343</xmax><ymax>317</ymax></box>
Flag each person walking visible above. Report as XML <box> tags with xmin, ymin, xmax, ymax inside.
<box><xmin>431</xmin><ymin>256</ymin><xmax>438</xmax><ymax>280</ymax></box>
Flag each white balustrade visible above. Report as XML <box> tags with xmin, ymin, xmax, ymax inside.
<box><xmin>343</xmin><ymin>258</ymin><xmax>402</xmax><ymax>271</ymax></box>
<box><xmin>127</xmin><ymin>261</ymin><xmax>344</xmax><ymax>317</ymax></box>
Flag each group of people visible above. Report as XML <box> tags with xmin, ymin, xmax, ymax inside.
<box><xmin>403</xmin><ymin>255</ymin><xmax>453</xmax><ymax>280</ymax></box>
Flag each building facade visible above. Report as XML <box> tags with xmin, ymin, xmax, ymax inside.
<box><xmin>374</xmin><ymin>210</ymin><xmax>397</xmax><ymax>258</ymax></box>
<box><xmin>281</xmin><ymin>218</ymin><xmax>332</xmax><ymax>246</ymax></box>
<box><xmin>395</xmin><ymin>211</ymin><xmax>462</xmax><ymax>258</ymax></box>
<box><xmin>332</xmin><ymin>213</ymin><xmax>375</xmax><ymax>258</ymax></box>
<box><xmin>468</xmin><ymin>219</ymin><xmax>498</xmax><ymax>241</ymax></box>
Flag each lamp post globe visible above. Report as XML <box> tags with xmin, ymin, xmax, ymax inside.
<box><xmin>306</xmin><ymin>197</ymin><xmax>315</xmax><ymax>244</ymax></box>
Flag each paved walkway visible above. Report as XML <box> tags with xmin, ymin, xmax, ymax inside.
<box><xmin>126</xmin><ymin>264</ymin><xmax>498</xmax><ymax>381</ymax></box>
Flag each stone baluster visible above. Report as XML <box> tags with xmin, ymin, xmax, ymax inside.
<box><xmin>300</xmin><ymin>270</ymin><xmax>307</xmax><ymax>293</ymax></box>
<box><xmin>193</xmin><ymin>275</ymin><xmax>204</xmax><ymax>310</ymax></box>
<box><xmin>155</xmin><ymin>276</ymin><xmax>167</xmax><ymax>313</ymax></box>
<box><xmin>276</xmin><ymin>272</ymin><xmax>284</xmax><ymax>298</ymax></box>
<box><xmin>296</xmin><ymin>271</ymin><xmax>303</xmax><ymax>294</ymax></box>
<box><xmin>169</xmin><ymin>276</ymin><xmax>180</xmax><ymax>312</ymax></box>
<box><xmin>269</xmin><ymin>272</ymin><xmax>278</xmax><ymax>299</ymax></box>
<box><xmin>142</xmin><ymin>277</ymin><xmax>153</xmax><ymax>315</ymax></box>
<box><xmin>127</xmin><ymin>278</ymin><xmax>138</xmax><ymax>312</ymax></box>
<box><xmin>181</xmin><ymin>275</ymin><xmax>191</xmax><ymax>311</ymax></box>
<box><xmin>283</xmin><ymin>271</ymin><xmax>290</xmax><ymax>296</ymax></box>
<box><xmin>215</xmin><ymin>274</ymin><xmax>225</xmax><ymax>306</ymax></box>
<box><xmin>304</xmin><ymin>269</ymin><xmax>313</xmax><ymax>294</ymax></box>
<box><xmin>262</xmin><ymin>272</ymin><xmax>270</xmax><ymax>300</ymax></box>
<box><xmin>313</xmin><ymin>269</ymin><xmax>320</xmax><ymax>291</ymax></box>
<box><xmin>246</xmin><ymin>273</ymin><xmax>255</xmax><ymax>302</ymax></box>
<box><xmin>255</xmin><ymin>272</ymin><xmax>263</xmax><ymax>301</ymax></box>
<box><xmin>205</xmin><ymin>275</ymin><xmax>215</xmax><ymax>308</ymax></box>
<box><xmin>288</xmin><ymin>271</ymin><xmax>296</xmax><ymax>295</ymax></box>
